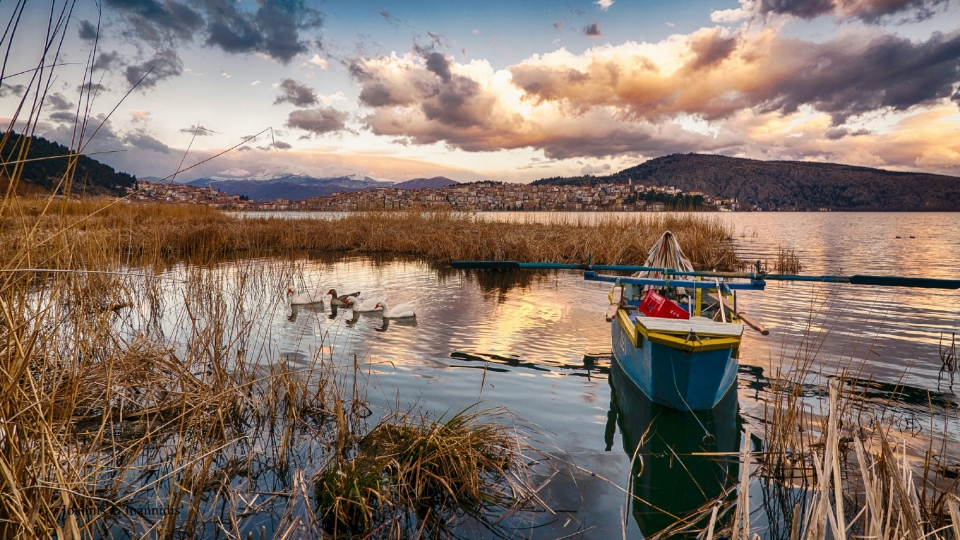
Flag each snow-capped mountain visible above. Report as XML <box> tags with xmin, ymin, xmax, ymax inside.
<box><xmin>185</xmin><ymin>174</ymin><xmax>394</xmax><ymax>202</ymax></box>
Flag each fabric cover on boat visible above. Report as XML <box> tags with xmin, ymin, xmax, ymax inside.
<box><xmin>636</xmin><ymin>316</ymin><xmax>743</xmax><ymax>337</ymax></box>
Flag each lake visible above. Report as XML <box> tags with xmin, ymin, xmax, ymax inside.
<box><xmin>154</xmin><ymin>212</ymin><xmax>960</xmax><ymax>538</ymax></box>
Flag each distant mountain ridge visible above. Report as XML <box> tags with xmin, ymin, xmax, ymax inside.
<box><xmin>2</xmin><ymin>133</ymin><xmax>136</xmax><ymax>196</ymax></box>
<box><xmin>393</xmin><ymin>176</ymin><xmax>457</xmax><ymax>189</ymax></box>
<box><xmin>186</xmin><ymin>174</ymin><xmax>388</xmax><ymax>201</ymax></box>
<box><xmin>533</xmin><ymin>154</ymin><xmax>960</xmax><ymax>211</ymax></box>
<box><xmin>186</xmin><ymin>174</ymin><xmax>458</xmax><ymax>202</ymax></box>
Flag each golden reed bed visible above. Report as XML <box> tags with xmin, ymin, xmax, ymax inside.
<box><xmin>1</xmin><ymin>198</ymin><xmax>741</xmax><ymax>270</ymax></box>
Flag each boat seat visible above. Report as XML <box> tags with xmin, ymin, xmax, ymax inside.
<box><xmin>636</xmin><ymin>315</ymin><xmax>744</xmax><ymax>337</ymax></box>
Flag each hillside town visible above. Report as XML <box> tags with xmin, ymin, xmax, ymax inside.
<box><xmin>129</xmin><ymin>180</ymin><xmax>742</xmax><ymax>211</ymax></box>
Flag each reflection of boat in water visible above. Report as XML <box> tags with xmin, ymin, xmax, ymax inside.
<box><xmin>606</xmin><ymin>359</ymin><xmax>740</xmax><ymax>537</ymax></box>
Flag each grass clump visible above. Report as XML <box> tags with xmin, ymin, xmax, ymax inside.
<box><xmin>315</xmin><ymin>407</ymin><xmax>536</xmax><ymax>538</ymax></box>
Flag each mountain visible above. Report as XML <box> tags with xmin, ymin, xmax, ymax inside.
<box><xmin>1</xmin><ymin>133</ymin><xmax>136</xmax><ymax>196</ymax></box>
<box><xmin>393</xmin><ymin>176</ymin><xmax>458</xmax><ymax>189</ymax></box>
<box><xmin>185</xmin><ymin>174</ymin><xmax>393</xmax><ymax>201</ymax></box>
<box><xmin>532</xmin><ymin>154</ymin><xmax>960</xmax><ymax>211</ymax></box>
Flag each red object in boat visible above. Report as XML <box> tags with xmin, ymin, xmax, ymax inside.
<box><xmin>639</xmin><ymin>290</ymin><xmax>690</xmax><ymax>320</ymax></box>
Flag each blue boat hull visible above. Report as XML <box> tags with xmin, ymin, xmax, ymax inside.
<box><xmin>611</xmin><ymin>317</ymin><xmax>738</xmax><ymax>411</ymax></box>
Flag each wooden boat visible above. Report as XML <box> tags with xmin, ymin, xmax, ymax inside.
<box><xmin>451</xmin><ymin>233</ymin><xmax>960</xmax><ymax>411</ymax></box>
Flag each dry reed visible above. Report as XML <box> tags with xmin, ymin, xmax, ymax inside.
<box><xmin>1</xmin><ymin>197</ymin><xmax>742</xmax><ymax>270</ymax></box>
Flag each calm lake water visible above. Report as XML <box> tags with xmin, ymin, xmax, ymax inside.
<box><xmin>161</xmin><ymin>212</ymin><xmax>960</xmax><ymax>538</ymax></box>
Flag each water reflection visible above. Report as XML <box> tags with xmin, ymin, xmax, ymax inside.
<box><xmin>607</xmin><ymin>361</ymin><xmax>741</xmax><ymax>537</ymax></box>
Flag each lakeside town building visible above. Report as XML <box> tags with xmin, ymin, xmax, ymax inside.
<box><xmin>128</xmin><ymin>180</ymin><xmax>741</xmax><ymax>212</ymax></box>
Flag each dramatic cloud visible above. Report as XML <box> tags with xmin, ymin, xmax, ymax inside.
<box><xmin>756</xmin><ymin>0</ymin><xmax>949</xmax><ymax>22</ymax></box>
<box><xmin>203</xmin><ymin>0</ymin><xmax>323</xmax><ymax>63</ymax></box>
<box><xmin>508</xmin><ymin>27</ymin><xmax>960</xmax><ymax>124</ymax></box>
<box><xmin>103</xmin><ymin>0</ymin><xmax>323</xmax><ymax>64</ymax></box>
<box><xmin>125</xmin><ymin>49</ymin><xmax>183</xmax><ymax>88</ymax></box>
<box><xmin>286</xmin><ymin>106</ymin><xmax>349</xmax><ymax>135</ymax></box>
<box><xmin>348</xmin><ymin>28</ymin><xmax>960</xmax><ymax>161</ymax></box>
<box><xmin>273</xmin><ymin>78</ymin><xmax>319</xmax><ymax>106</ymax></box>
<box><xmin>583</xmin><ymin>23</ymin><xmax>602</xmax><ymax>36</ymax></box>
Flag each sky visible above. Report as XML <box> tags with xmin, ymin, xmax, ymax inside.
<box><xmin>1</xmin><ymin>0</ymin><xmax>959</xmax><ymax>183</ymax></box>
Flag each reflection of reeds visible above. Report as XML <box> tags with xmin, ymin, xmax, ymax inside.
<box><xmin>2</xmin><ymin>199</ymin><xmax>742</xmax><ymax>270</ymax></box>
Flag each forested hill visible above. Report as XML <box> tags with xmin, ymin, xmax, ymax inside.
<box><xmin>1</xmin><ymin>133</ymin><xmax>137</xmax><ymax>196</ymax></box>
<box><xmin>532</xmin><ymin>154</ymin><xmax>960</xmax><ymax>211</ymax></box>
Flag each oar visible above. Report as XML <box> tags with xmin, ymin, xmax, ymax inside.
<box><xmin>449</xmin><ymin>261</ymin><xmax>960</xmax><ymax>289</ymax></box>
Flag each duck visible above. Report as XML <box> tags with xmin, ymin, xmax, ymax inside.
<box><xmin>376</xmin><ymin>300</ymin><xmax>417</xmax><ymax>319</ymax></box>
<box><xmin>344</xmin><ymin>296</ymin><xmax>384</xmax><ymax>312</ymax></box>
<box><xmin>287</xmin><ymin>288</ymin><xmax>326</xmax><ymax>305</ymax></box>
<box><xmin>327</xmin><ymin>289</ymin><xmax>361</xmax><ymax>307</ymax></box>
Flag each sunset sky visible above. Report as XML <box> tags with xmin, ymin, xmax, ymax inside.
<box><xmin>2</xmin><ymin>0</ymin><xmax>959</xmax><ymax>182</ymax></box>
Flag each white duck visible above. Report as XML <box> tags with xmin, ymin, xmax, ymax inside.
<box><xmin>287</xmin><ymin>288</ymin><xmax>326</xmax><ymax>305</ymax></box>
<box><xmin>376</xmin><ymin>300</ymin><xmax>417</xmax><ymax>319</ymax></box>
<box><xmin>344</xmin><ymin>296</ymin><xmax>384</xmax><ymax>312</ymax></box>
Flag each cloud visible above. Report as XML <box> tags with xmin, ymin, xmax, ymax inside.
<box><xmin>582</xmin><ymin>163</ymin><xmax>612</xmax><ymax>174</ymax></box>
<box><xmin>104</xmin><ymin>0</ymin><xmax>324</xmax><ymax>65</ymax></box>
<box><xmin>306</xmin><ymin>54</ymin><xmax>329</xmax><ymax>68</ymax></box>
<box><xmin>49</xmin><ymin>111</ymin><xmax>76</xmax><ymax>123</ymax></box>
<box><xmin>124</xmin><ymin>131</ymin><xmax>171</xmax><ymax>153</ymax></box>
<box><xmin>0</xmin><ymin>84</ymin><xmax>26</xmax><ymax>98</ymax></box>
<box><xmin>217</xmin><ymin>168</ymin><xmax>251</xmax><ymax>176</ymax></box>
<box><xmin>377</xmin><ymin>9</ymin><xmax>399</xmax><ymax>27</ymax></box>
<box><xmin>317</xmin><ymin>91</ymin><xmax>346</xmax><ymax>105</ymax></box>
<box><xmin>285</xmin><ymin>106</ymin><xmax>349</xmax><ymax>135</ymax></box>
<box><xmin>273</xmin><ymin>140</ymin><xmax>292</xmax><ymax>149</ymax></box>
<box><xmin>596</xmin><ymin>0</ymin><xmax>614</xmax><ymax>11</ymax></box>
<box><xmin>273</xmin><ymin>78</ymin><xmax>319</xmax><ymax>106</ymax></box>
<box><xmin>582</xmin><ymin>23</ymin><xmax>602</xmax><ymax>37</ymax></box>
<box><xmin>104</xmin><ymin>0</ymin><xmax>203</xmax><ymax>44</ymax></box>
<box><xmin>203</xmin><ymin>0</ymin><xmax>324</xmax><ymax>63</ymax></box>
<box><xmin>179</xmin><ymin>125</ymin><xmax>216</xmax><ymax>136</ymax></box>
<box><xmin>711</xmin><ymin>7</ymin><xmax>752</xmax><ymax>22</ymax></box>
<box><xmin>76</xmin><ymin>82</ymin><xmax>109</xmax><ymax>94</ymax></box>
<box><xmin>46</xmin><ymin>92</ymin><xmax>73</xmax><ymax>111</ymax></box>
<box><xmin>756</xmin><ymin>0</ymin><xmax>949</xmax><ymax>22</ymax></box>
<box><xmin>78</xmin><ymin>20</ymin><xmax>98</xmax><ymax>41</ymax></box>
<box><xmin>130</xmin><ymin>110</ymin><xmax>152</xmax><ymax>123</ymax></box>
<box><xmin>665</xmin><ymin>22</ymin><xmax>675</xmax><ymax>27</ymax></box>
<box><xmin>93</xmin><ymin>50</ymin><xmax>122</xmax><ymax>72</ymax></box>
<box><xmin>125</xmin><ymin>49</ymin><xmax>183</xmax><ymax>88</ymax></box>
<box><xmin>221</xmin><ymin>70</ymin><xmax>232</xmax><ymax>78</ymax></box>
<box><xmin>347</xmin><ymin>28</ymin><xmax>960</xmax><ymax>162</ymax></box>
<box><xmin>508</xmin><ymin>27</ymin><xmax>960</xmax><ymax>124</ymax></box>
<box><xmin>251</xmin><ymin>80</ymin><xmax>261</xmax><ymax>86</ymax></box>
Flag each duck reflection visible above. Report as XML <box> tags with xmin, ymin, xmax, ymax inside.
<box><xmin>605</xmin><ymin>361</ymin><xmax>741</xmax><ymax>537</ymax></box>
<box><xmin>374</xmin><ymin>316</ymin><xmax>419</xmax><ymax>333</ymax></box>
<box><xmin>287</xmin><ymin>303</ymin><xmax>324</xmax><ymax>323</ymax></box>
